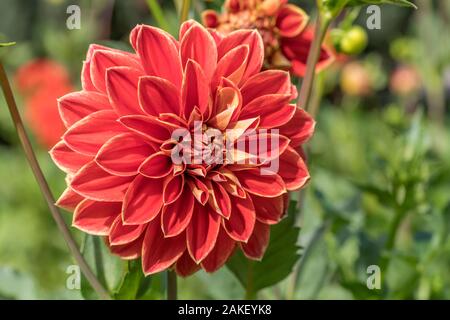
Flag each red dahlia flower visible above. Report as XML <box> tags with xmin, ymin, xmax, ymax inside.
<box><xmin>202</xmin><ymin>0</ymin><xmax>335</xmax><ymax>77</ymax></box>
<box><xmin>50</xmin><ymin>21</ymin><xmax>315</xmax><ymax>276</ymax></box>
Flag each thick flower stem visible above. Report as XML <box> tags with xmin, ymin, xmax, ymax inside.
<box><xmin>297</xmin><ymin>14</ymin><xmax>331</xmax><ymax>111</ymax></box>
<box><xmin>167</xmin><ymin>270</ymin><xmax>178</xmax><ymax>300</ymax></box>
<box><xmin>0</xmin><ymin>61</ymin><xmax>111</xmax><ymax>300</ymax></box>
<box><xmin>180</xmin><ymin>0</ymin><xmax>191</xmax><ymax>23</ymax></box>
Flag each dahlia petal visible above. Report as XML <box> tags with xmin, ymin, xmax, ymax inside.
<box><xmin>109</xmin><ymin>215</ymin><xmax>147</xmax><ymax>246</ymax></box>
<box><xmin>180</xmin><ymin>24</ymin><xmax>217</xmax><ymax>81</ymax></box>
<box><xmin>206</xmin><ymin>181</ymin><xmax>231</xmax><ymax>219</ymax></box>
<box><xmin>181</xmin><ymin>60</ymin><xmax>211</xmax><ymax>118</ymax></box>
<box><xmin>187</xmin><ymin>204</ymin><xmax>221</xmax><ymax>263</ymax></box>
<box><xmin>119</xmin><ymin>115</ymin><xmax>176</xmax><ymax>144</ymax></box>
<box><xmin>163</xmin><ymin>174</ymin><xmax>184</xmax><ymax>205</ymax></box>
<box><xmin>223</xmin><ymin>194</ymin><xmax>255</xmax><ymax>242</ymax></box>
<box><xmin>240</xmin><ymin>70</ymin><xmax>292</xmax><ymax>106</ymax></box>
<box><xmin>213</xmin><ymin>45</ymin><xmax>249</xmax><ymax>88</ymax></box>
<box><xmin>276</xmin><ymin>4</ymin><xmax>308</xmax><ymax>38</ymax></box>
<box><xmin>217</xmin><ymin>30</ymin><xmax>264</xmax><ymax>83</ymax></box>
<box><xmin>279</xmin><ymin>107</ymin><xmax>315</xmax><ymax>147</ymax></box>
<box><xmin>73</xmin><ymin>199</ymin><xmax>121</xmax><ymax>235</ymax></box>
<box><xmin>95</xmin><ymin>133</ymin><xmax>154</xmax><ymax>176</ymax></box>
<box><xmin>129</xmin><ymin>24</ymin><xmax>142</xmax><ymax>52</ymax></box>
<box><xmin>139</xmin><ymin>152</ymin><xmax>173</xmax><ymax>178</ymax></box>
<box><xmin>201</xmin><ymin>228</ymin><xmax>236</xmax><ymax>273</ymax></box>
<box><xmin>123</xmin><ymin>175</ymin><xmax>163</xmax><ymax>225</ymax></box>
<box><xmin>232</xmin><ymin>132</ymin><xmax>290</xmax><ymax>165</ymax></box>
<box><xmin>252</xmin><ymin>194</ymin><xmax>286</xmax><ymax>225</ymax></box>
<box><xmin>90</xmin><ymin>49</ymin><xmax>141</xmax><ymax>92</ymax></box>
<box><xmin>58</xmin><ymin>91</ymin><xmax>111</xmax><ymax>128</ymax></box>
<box><xmin>241</xmin><ymin>221</ymin><xmax>270</xmax><ymax>260</ymax></box>
<box><xmin>138</xmin><ymin>76</ymin><xmax>180</xmax><ymax>116</ymax></box>
<box><xmin>278</xmin><ymin>146</ymin><xmax>310</xmax><ymax>190</ymax></box>
<box><xmin>187</xmin><ymin>177</ymin><xmax>209</xmax><ymax>205</ymax></box>
<box><xmin>108</xmin><ymin>234</ymin><xmax>144</xmax><ymax>260</ymax></box>
<box><xmin>63</xmin><ymin>110</ymin><xmax>126</xmax><ymax>156</ymax></box>
<box><xmin>234</xmin><ymin>168</ymin><xmax>286</xmax><ymax>198</ymax></box>
<box><xmin>56</xmin><ymin>187</ymin><xmax>84</xmax><ymax>211</ymax></box>
<box><xmin>136</xmin><ymin>25</ymin><xmax>182</xmax><ymax>88</ymax></box>
<box><xmin>106</xmin><ymin>66</ymin><xmax>144</xmax><ymax>116</ymax></box>
<box><xmin>239</xmin><ymin>95</ymin><xmax>295</xmax><ymax>128</ymax></box>
<box><xmin>71</xmin><ymin>161</ymin><xmax>132</xmax><ymax>201</ymax></box>
<box><xmin>219</xmin><ymin>169</ymin><xmax>246</xmax><ymax>198</ymax></box>
<box><xmin>50</xmin><ymin>140</ymin><xmax>93</xmax><ymax>174</ymax></box>
<box><xmin>142</xmin><ymin>221</ymin><xmax>186</xmax><ymax>275</ymax></box>
<box><xmin>226</xmin><ymin>117</ymin><xmax>260</xmax><ymax>142</ymax></box>
<box><xmin>162</xmin><ymin>188</ymin><xmax>194</xmax><ymax>237</ymax></box>
<box><xmin>81</xmin><ymin>61</ymin><xmax>95</xmax><ymax>92</ymax></box>
<box><xmin>175</xmin><ymin>251</ymin><xmax>201</xmax><ymax>277</ymax></box>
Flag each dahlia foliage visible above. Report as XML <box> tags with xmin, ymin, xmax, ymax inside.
<box><xmin>50</xmin><ymin>20</ymin><xmax>314</xmax><ymax>276</ymax></box>
<box><xmin>202</xmin><ymin>0</ymin><xmax>335</xmax><ymax>76</ymax></box>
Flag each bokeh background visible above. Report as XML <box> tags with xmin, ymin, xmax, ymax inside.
<box><xmin>0</xmin><ymin>0</ymin><xmax>449</xmax><ymax>299</ymax></box>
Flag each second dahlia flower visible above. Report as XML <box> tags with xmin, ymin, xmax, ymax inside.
<box><xmin>202</xmin><ymin>0</ymin><xmax>335</xmax><ymax>77</ymax></box>
<box><xmin>50</xmin><ymin>21</ymin><xmax>315</xmax><ymax>276</ymax></box>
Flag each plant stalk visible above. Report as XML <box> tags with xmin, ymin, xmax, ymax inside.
<box><xmin>167</xmin><ymin>270</ymin><xmax>178</xmax><ymax>300</ymax></box>
<box><xmin>297</xmin><ymin>14</ymin><xmax>331</xmax><ymax>111</ymax></box>
<box><xmin>0</xmin><ymin>61</ymin><xmax>111</xmax><ymax>300</ymax></box>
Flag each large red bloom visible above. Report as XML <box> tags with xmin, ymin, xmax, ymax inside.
<box><xmin>50</xmin><ymin>21</ymin><xmax>315</xmax><ymax>276</ymax></box>
<box><xmin>202</xmin><ymin>0</ymin><xmax>335</xmax><ymax>77</ymax></box>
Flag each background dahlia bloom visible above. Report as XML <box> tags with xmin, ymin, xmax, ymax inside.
<box><xmin>202</xmin><ymin>0</ymin><xmax>335</xmax><ymax>77</ymax></box>
<box><xmin>50</xmin><ymin>20</ymin><xmax>315</xmax><ymax>276</ymax></box>
<box><xmin>15</xmin><ymin>59</ymin><xmax>72</xmax><ymax>148</ymax></box>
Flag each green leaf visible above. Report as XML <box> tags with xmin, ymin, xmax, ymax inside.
<box><xmin>0</xmin><ymin>42</ymin><xmax>16</xmax><ymax>47</ymax></box>
<box><xmin>226</xmin><ymin>201</ymin><xmax>301</xmax><ymax>297</ymax></box>
<box><xmin>80</xmin><ymin>234</ymin><xmax>125</xmax><ymax>300</ymax></box>
<box><xmin>113</xmin><ymin>260</ymin><xmax>166</xmax><ymax>300</ymax></box>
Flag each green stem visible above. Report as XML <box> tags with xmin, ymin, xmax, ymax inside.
<box><xmin>180</xmin><ymin>0</ymin><xmax>192</xmax><ymax>23</ymax></box>
<box><xmin>380</xmin><ymin>207</ymin><xmax>408</xmax><ymax>273</ymax></box>
<box><xmin>245</xmin><ymin>262</ymin><xmax>256</xmax><ymax>299</ymax></box>
<box><xmin>0</xmin><ymin>61</ymin><xmax>111</xmax><ymax>300</ymax></box>
<box><xmin>146</xmin><ymin>0</ymin><xmax>170</xmax><ymax>31</ymax></box>
<box><xmin>297</xmin><ymin>14</ymin><xmax>332</xmax><ymax>112</ymax></box>
<box><xmin>167</xmin><ymin>270</ymin><xmax>178</xmax><ymax>300</ymax></box>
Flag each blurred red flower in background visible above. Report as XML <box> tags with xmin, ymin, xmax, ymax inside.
<box><xmin>202</xmin><ymin>0</ymin><xmax>335</xmax><ymax>77</ymax></box>
<box><xmin>50</xmin><ymin>21</ymin><xmax>314</xmax><ymax>276</ymax></box>
<box><xmin>15</xmin><ymin>59</ymin><xmax>72</xmax><ymax>148</ymax></box>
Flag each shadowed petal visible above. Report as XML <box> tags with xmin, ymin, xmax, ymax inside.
<box><xmin>175</xmin><ymin>251</ymin><xmax>201</xmax><ymax>277</ymax></box>
<box><xmin>278</xmin><ymin>146</ymin><xmax>310</xmax><ymax>190</ymax></box>
<box><xmin>201</xmin><ymin>228</ymin><xmax>236</xmax><ymax>272</ymax></box>
<box><xmin>142</xmin><ymin>221</ymin><xmax>186</xmax><ymax>275</ymax></box>
<box><xmin>56</xmin><ymin>187</ymin><xmax>84</xmax><ymax>211</ymax></box>
<box><xmin>109</xmin><ymin>215</ymin><xmax>147</xmax><ymax>246</ymax></box>
<box><xmin>252</xmin><ymin>194</ymin><xmax>286</xmax><ymax>225</ymax></box>
<box><xmin>223</xmin><ymin>193</ymin><xmax>255</xmax><ymax>242</ymax></box>
<box><xmin>139</xmin><ymin>152</ymin><xmax>173</xmax><ymax>178</ymax></box>
<box><xmin>138</xmin><ymin>76</ymin><xmax>180</xmax><ymax>116</ymax></box>
<box><xmin>241</xmin><ymin>221</ymin><xmax>270</xmax><ymax>260</ymax></box>
<box><xmin>73</xmin><ymin>199</ymin><xmax>121</xmax><ymax>235</ymax></box>
<box><xmin>187</xmin><ymin>203</ymin><xmax>221</xmax><ymax>263</ymax></box>
<box><xmin>123</xmin><ymin>175</ymin><xmax>163</xmax><ymax>225</ymax></box>
<box><xmin>279</xmin><ymin>107</ymin><xmax>315</xmax><ymax>147</ymax></box>
<box><xmin>163</xmin><ymin>174</ymin><xmax>184</xmax><ymax>205</ymax></box>
<box><xmin>239</xmin><ymin>95</ymin><xmax>295</xmax><ymax>128</ymax></box>
<box><xmin>162</xmin><ymin>188</ymin><xmax>195</xmax><ymax>237</ymax></box>
<box><xmin>181</xmin><ymin>60</ymin><xmax>211</xmax><ymax>118</ymax></box>
<box><xmin>71</xmin><ymin>162</ymin><xmax>132</xmax><ymax>201</ymax></box>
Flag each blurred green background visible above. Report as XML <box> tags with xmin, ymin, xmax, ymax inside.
<box><xmin>0</xmin><ymin>0</ymin><xmax>449</xmax><ymax>299</ymax></box>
